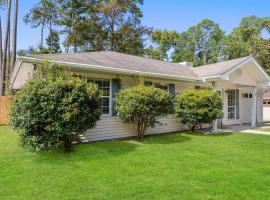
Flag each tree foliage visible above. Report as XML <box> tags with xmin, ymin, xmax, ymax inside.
<box><xmin>46</xmin><ymin>30</ymin><xmax>61</xmax><ymax>53</ymax></box>
<box><xmin>9</xmin><ymin>65</ymin><xmax>101</xmax><ymax>151</ymax></box>
<box><xmin>175</xmin><ymin>89</ymin><xmax>223</xmax><ymax>131</ymax></box>
<box><xmin>115</xmin><ymin>84</ymin><xmax>173</xmax><ymax>140</ymax></box>
<box><xmin>225</xmin><ymin>16</ymin><xmax>270</xmax><ymax>73</ymax></box>
<box><xmin>24</xmin><ymin>0</ymin><xmax>150</xmax><ymax>55</ymax></box>
<box><xmin>24</xmin><ymin>0</ymin><xmax>58</xmax><ymax>49</ymax></box>
<box><xmin>145</xmin><ymin>29</ymin><xmax>178</xmax><ymax>61</ymax></box>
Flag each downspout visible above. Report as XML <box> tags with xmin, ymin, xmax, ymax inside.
<box><xmin>202</xmin><ymin>78</ymin><xmax>217</xmax><ymax>91</ymax></box>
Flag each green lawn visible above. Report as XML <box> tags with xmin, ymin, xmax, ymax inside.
<box><xmin>1</xmin><ymin>126</ymin><xmax>270</xmax><ymax>200</ymax></box>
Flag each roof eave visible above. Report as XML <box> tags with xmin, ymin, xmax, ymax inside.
<box><xmin>17</xmin><ymin>56</ymin><xmax>200</xmax><ymax>82</ymax></box>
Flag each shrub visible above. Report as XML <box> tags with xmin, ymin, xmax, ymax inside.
<box><xmin>115</xmin><ymin>84</ymin><xmax>173</xmax><ymax>140</ymax></box>
<box><xmin>9</xmin><ymin>66</ymin><xmax>101</xmax><ymax>151</ymax></box>
<box><xmin>175</xmin><ymin>89</ymin><xmax>223</xmax><ymax>131</ymax></box>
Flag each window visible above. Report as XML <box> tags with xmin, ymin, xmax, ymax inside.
<box><xmin>88</xmin><ymin>79</ymin><xmax>110</xmax><ymax>115</ymax></box>
<box><xmin>155</xmin><ymin>83</ymin><xmax>168</xmax><ymax>90</ymax></box>
<box><xmin>242</xmin><ymin>93</ymin><xmax>253</xmax><ymax>99</ymax></box>
<box><xmin>194</xmin><ymin>86</ymin><xmax>207</xmax><ymax>90</ymax></box>
<box><xmin>144</xmin><ymin>81</ymin><xmax>168</xmax><ymax>91</ymax></box>
<box><xmin>228</xmin><ymin>89</ymin><xmax>239</xmax><ymax>119</ymax></box>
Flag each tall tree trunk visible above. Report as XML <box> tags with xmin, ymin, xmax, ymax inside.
<box><xmin>0</xmin><ymin>17</ymin><xmax>2</xmax><ymax>95</ymax></box>
<box><xmin>0</xmin><ymin>17</ymin><xmax>2</xmax><ymax>67</ymax></box>
<box><xmin>49</xmin><ymin>0</ymin><xmax>52</xmax><ymax>54</ymax></box>
<box><xmin>110</xmin><ymin>15</ymin><xmax>115</xmax><ymax>51</ymax></box>
<box><xmin>11</xmin><ymin>0</ymin><xmax>18</xmax><ymax>73</ymax></box>
<box><xmin>0</xmin><ymin>0</ymin><xmax>11</xmax><ymax>96</ymax></box>
<box><xmin>40</xmin><ymin>23</ymin><xmax>44</xmax><ymax>47</ymax></box>
<box><xmin>49</xmin><ymin>19</ymin><xmax>52</xmax><ymax>54</ymax></box>
<box><xmin>6</xmin><ymin>28</ymin><xmax>10</xmax><ymax>84</ymax></box>
<box><xmin>203</xmin><ymin>50</ymin><xmax>206</xmax><ymax>65</ymax></box>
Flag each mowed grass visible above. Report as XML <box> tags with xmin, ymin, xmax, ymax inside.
<box><xmin>1</xmin><ymin>126</ymin><xmax>270</xmax><ymax>200</ymax></box>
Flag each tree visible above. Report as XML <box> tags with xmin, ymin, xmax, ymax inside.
<box><xmin>115</xmin><ymin>84</ymin><xmax>173</xmax><ymax>140</ymax></box>
<box><xmin>24</xmin><ymin>0</ymin><xmax>58</xmax><ymax>50</ymax></box>
<box><xmin>225</xmin><ymin>16</ymin><xmax>270</xmax><ymax>73</ymax></box>
<box><xmin>46</xmin><ymin>30</ymin><xmax>61</xmax><ymax>53</ymax></box>
<box><xmin>11</xmin><ymin>0</ymin><xmax>18</xmax><ymax>74</ymax></box>
<box><xmin>113</xmin><ymin>21</ymin><xmax>150</xmax><ymax>56</ymax></box>
<box><xmin>10</xmin><ymin>65</ymin><xmax>101</xmax><ymax>151</ymax></box>
<box><xmin>175</xmin><ymin>89</ymin><xmax>223</xmax><ymax>132</ymax></box>
<box><xmin>0</xmin><ymin>0</ymin><xmax>11</xmax><ymax>96</ymax></box>
<box><xmin>172</xmin><ymin>28</ymin><xmax>198</xmax><ymax>65</ymax></box>
<box><xmin>146</xmin><ymin>29</ymin><xmax>178</xmax><ymax>61</ymax></box>
<box><xmin>172</xmin><ymin>19</ymin><xmax>225</xmax><ymax>66</ymax></box>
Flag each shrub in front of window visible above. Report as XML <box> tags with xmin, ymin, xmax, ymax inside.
<box><xmin>9</xmin><ymin>65</ymin><xmax>101</xmax><ymax>152</ymax></box>
<box><xmin>175</xmin><ymin>89</ymin><xmax>223</xmax><ymax>131</ymax></box>
<box><xmin>115</xmin><ymin>84</ymin><xmax>173</xmax><ymax>140</ymax></box>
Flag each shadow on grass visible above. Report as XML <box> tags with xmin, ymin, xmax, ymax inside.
<box><xmin>206</xmin><ymin>132</ymin><xmax>234</xmax><ymax>137</ymax></box>
<box><xmin>143</xmin><ymin>132</ymin><xmax>191</xmax><ymax>144</ymax></box>
<box><xmin>34</xmin><ymin>140</ymin><xmax>139</xmax><ymax>164</ymax></box>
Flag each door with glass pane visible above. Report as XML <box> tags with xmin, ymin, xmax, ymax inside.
<box><xmin>227</xmin><ymin>89</ymin><xmax>239</xmax><ymax>120</ymax></box>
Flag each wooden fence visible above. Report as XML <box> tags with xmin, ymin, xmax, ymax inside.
<box><xmin>0</xmin><ymin>96</ymin><xmax>13</xmax><ymax>125</ymax></box>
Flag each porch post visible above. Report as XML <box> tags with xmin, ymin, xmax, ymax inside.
<box><xmin>212</xmin><ymin>82</ymin><xmax>218</xmax><ymax>132</ymax></box>
<box><xmin>251</xmin><ymin>87</ymin><xmax>257</xmax><ymax>127</ymax></box>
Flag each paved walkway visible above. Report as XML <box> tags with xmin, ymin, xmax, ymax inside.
<box><xmin>225</xmin><ymin>124</ymin><xmax>270</xmax><ymax>135</ymax></box>
<box><xmin>240</xmin><ymin>129</ymin><xmax>270</xmax><ymax>135</ymax></box>
<box><xmin>203</xmin><ymin>124</ymin><xmax>270</xmax><ymax>136</ymax></box>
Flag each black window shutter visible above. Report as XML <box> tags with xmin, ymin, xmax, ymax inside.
<box><xmin>168</xmin><ymin>84</ymin><xmax>175</xmax><ymax>97</ymax></box>
<box><xmin>236</xmin><ymin>89</ymin><xmax>240</xmax><ymax>119</ymax></box>
<box><xmin>112</xmin><ymin>79</ymin><xmax>121</xmax><ymax>116</ymax></box>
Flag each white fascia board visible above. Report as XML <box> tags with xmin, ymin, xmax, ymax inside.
<box><xmin>18</xmin><ymin>56</ymin><xmax>200</xmax><ymax>82</ymax></box>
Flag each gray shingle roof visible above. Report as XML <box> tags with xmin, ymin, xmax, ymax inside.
<box><xmin>24</xmin><ymin>51</ymin><xmax>198</xmax><ymax>78</ymax></box>
<box><xmin>191</xmin><ymin>56</ymin><xmax>251</xmax><ymax>77</ymax></box>
<box><xmin>23</xmin><ymin>51</ymin><xmax>252</xmax><ymax>79</ymax></box>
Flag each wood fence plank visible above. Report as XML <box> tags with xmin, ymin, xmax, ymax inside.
<box><xmin>0</xmin><ymin>96</ymin><xmax>13</xmax><ymax>124</ymax></box>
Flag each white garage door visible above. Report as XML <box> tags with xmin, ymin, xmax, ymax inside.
<box><xmin>263</xmin><ymin>107</ymin><xmax>270</xmax><ymax>122</ymax></box>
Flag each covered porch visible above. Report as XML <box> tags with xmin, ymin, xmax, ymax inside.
<box><xmin>209</xmin><ymin>57</ymin><xmax>270</xmax><ymax>132</ymax></box>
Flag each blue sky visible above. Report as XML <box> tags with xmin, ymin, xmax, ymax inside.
<box><xmin>1</xmin><ymin>0</ymin><xmax>270</xmax><ymax>50</ymax></box>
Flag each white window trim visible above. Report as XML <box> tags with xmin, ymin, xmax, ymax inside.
<box><xmin>227</xmin><ymin>89</ymin><xmax>238</xmax><ymax>120</ymax></box>
<box><xmin>86</xmin><ymin>78</ymin><xmax>112</xmax><ymax>117</ymax></box>
<box><xmin>101</xmin><ymin>79</ymin><xmax>112</xmax><ymax>117</ymax></box>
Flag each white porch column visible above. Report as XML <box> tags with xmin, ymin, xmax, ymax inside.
<box><xmin>212</xmin><ymin>82</ymin><xmax>218</xmax><ymax>132</ymax></box>
<box><xmin>251</xmin><ymin>87</ymin><xmax>257</xmax><ymax>127</ymax></box>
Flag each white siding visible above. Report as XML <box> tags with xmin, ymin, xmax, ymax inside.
<box><xmin>84</xmin><ymin>77</ymin><xmax>206</xmax><ymax>142</ymax></box>
<box><xmin>84</xmin><ymin>115</ymin><xmax>187</xmax><ymax>142</ymax></box>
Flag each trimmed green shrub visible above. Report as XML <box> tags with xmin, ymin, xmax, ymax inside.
<box><xmin>175</xmin><ymin>89</ymin><xmax>223</xmax><ymax>131</ymax></box>
<box><xmin>9</xmin><ymin>66</ymin><xmax>101</xmax><ymax>151</ymax></box>
<box><xmin>115</xmin><ymin>84</ymin><xmax>173</xmax><ymax>140</ymax></box>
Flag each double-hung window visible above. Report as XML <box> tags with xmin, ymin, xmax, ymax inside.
<box><xmin>227</xmin><ymin>89</ymin><xmax>239</xmax><ymax>119</ymax></box>
<box><xmin>88</xmin><ymin>79</ymin><xmax>111</xmax><ymax>115</ymax></box>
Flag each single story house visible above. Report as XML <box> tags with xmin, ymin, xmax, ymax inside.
<box><xmin>11</xmin><ymin>51</ymin><xmax>270</xmax><ymax>141</ymax></box>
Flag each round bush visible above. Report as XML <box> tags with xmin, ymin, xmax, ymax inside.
<box><xmin>10</xmin><ymin>70</ymin><xmax>101</xmax><ymax>151</ymax></box>
<box><xmin>115</xmin><ymin>84</ymin><xmax>173</xmax><ymax>140</ymax></box>
<box><xmin>175</xmin><ymin>89</ymin><xmax>223</xmax><ymax>131</ymax></box>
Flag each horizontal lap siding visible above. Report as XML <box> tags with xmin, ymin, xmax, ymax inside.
<box><xmin>84</xmin><ymin>115</ymin><xmax>187</xmax><ymax>142</ymax></box>
<box><xmin>84</xmin><ymin>76</ymin><xmax>203</xmax><ymax>142</ymax></box>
